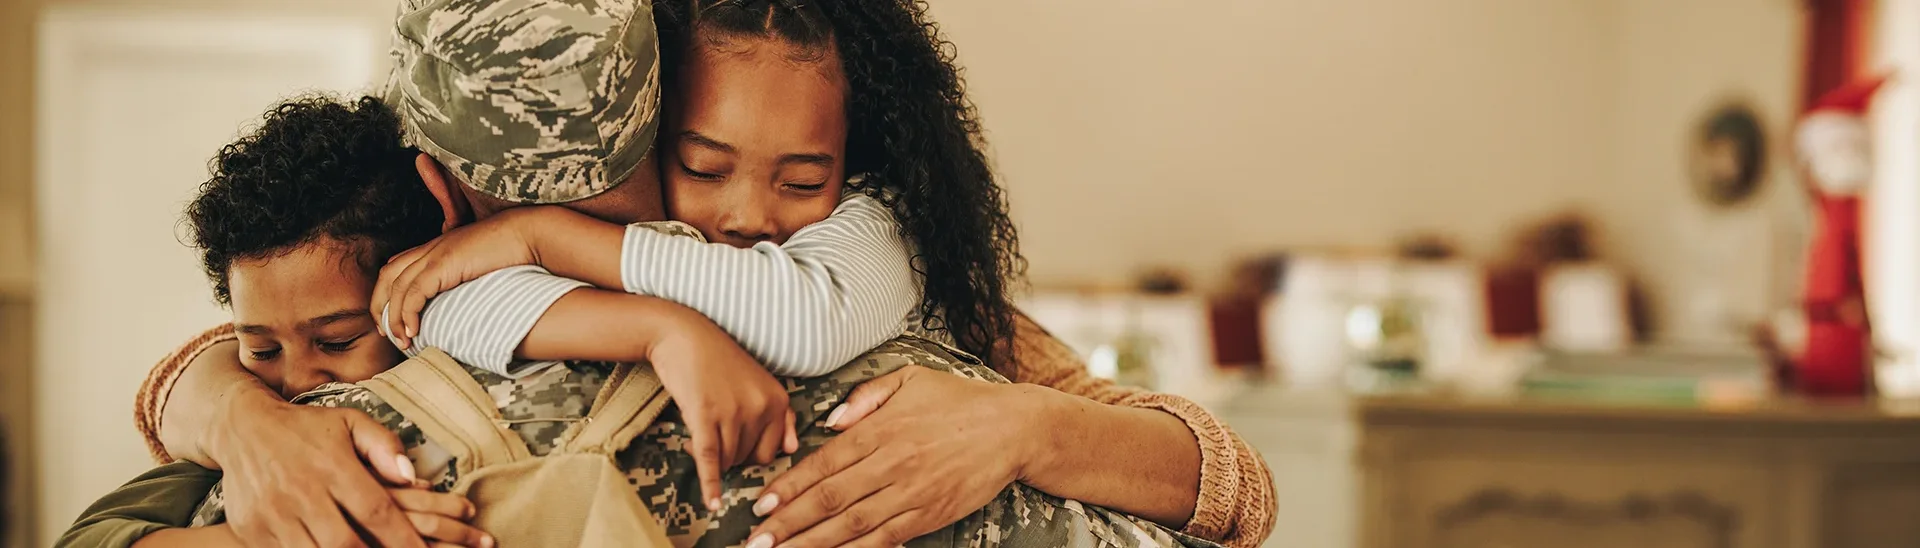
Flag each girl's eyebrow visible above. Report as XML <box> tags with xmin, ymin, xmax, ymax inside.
<box><xmin>302</xmin><ymin>309</ymin><xmax>371</xmax><ymax>330</ymax></box>
<box><xmin>683</xmin><ymin>130</ymin><xmax>835</xmax><ymax>166</ymax></box>
<box><xmin>681</xmin><ymin>131</ymin><xmax>736</xmax><ymax>153</ymax></box>
<box><xmin>778</xmin><ymin>152</ymin><xmax>835</xmax><ymax>168</ymax></box>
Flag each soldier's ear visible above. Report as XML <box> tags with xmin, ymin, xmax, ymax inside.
<box><xmin>416</xmin><ymin>153</ymin><xmax>473</xmax><ymax>233</ymax></box>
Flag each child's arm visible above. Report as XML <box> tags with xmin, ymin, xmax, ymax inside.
<box><xmin>385</xmin><ymin>265</ymin><xmax>591</xmax><ymax>377</ymax></box>
<box><xmin>423</xmin><ymin>284</ymin><xmax>801</xmax><ymax>503</ymax></box>
<box><xmin>386</xmin><ymin>193</ymin><xmax>921</xmax><ymax>378</ymax></box>
<box><xmin>597</xmin><ymin>193</ymin><xmax>921</xmax><ymax>375</ymax></box>
<box><xmin>56</xmin><ymin>461</ymin><xmax>225</xmax><ymax>548</ymax></box>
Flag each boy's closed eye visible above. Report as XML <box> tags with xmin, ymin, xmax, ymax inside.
<box><xmin>317</xmin><ymin>332</ymin><xmax>369</xmax><ymax>353</ymax></box>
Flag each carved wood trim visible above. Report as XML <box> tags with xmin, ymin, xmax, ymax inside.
<box><xmin>1432</xmin><ymin>488</ymin><xmax>1739</xmax><ymax>548</ymax></box>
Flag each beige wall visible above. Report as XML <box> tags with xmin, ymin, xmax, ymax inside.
<box><xmin>931</xmin><ymin>0</ymin><xmax>1617</xmax><ymax>289</ymax></box>
<box><xmin>1586</xmin><ymin>0</ymin><xmax>1803</xmax><ymax>343</ymax></box>
<box><xmin>931</xmin><ymin>0</ymin><xmax>1804</xmax><ymax>341</ymax></box>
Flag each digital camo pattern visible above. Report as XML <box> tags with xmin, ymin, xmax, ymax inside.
<box><xmin>383</xmin><ymin>0</ymin><xmax>661</xmax><ymax>204</ymax></box>
<box><xmin>632</xmin><ymin>219</ymin><xmax>705</xmax><ymax>240</ymax></box>
<box><xmin>191</xmin><ymin>337</ymin><xmax>1216</xmax><ymax>547</ymax></box>
<box><xmin>618</xmin><ymin>336</ymin><xmax>1220</xmax><ymax>548</ymax></box>
<box><xmin>189</xmin><ymin>362</ymin><xmax>611</xmax><ymax>526</ymax></box>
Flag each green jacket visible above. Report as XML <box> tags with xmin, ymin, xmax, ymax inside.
<box><xmin>55</xmin><ymin>461</ymin><xmax>221</xmax><ymax>548</ymax></box>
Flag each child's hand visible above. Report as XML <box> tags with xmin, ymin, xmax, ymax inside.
<box><xmin>650</xmin><ymin>308</ymin><xmax>801</xmax><ymax>513</ymax></box>
<box><xmin>373</xmin><ymin>208</ymin><xmax>547</xmax><ymax>349</ymax></box>
<box><xmin>388</xmin><ymin>484</ymin><xmax>494</xmax><ymax>548</ymax></box>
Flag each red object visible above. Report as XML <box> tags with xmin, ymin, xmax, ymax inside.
<box><xmin>1794</xmin><ymin>76</ymin><xmax>1885</xmax><ymax>396</ymax></box>
<box><xmin>1208</xmin><ymin>298</ymin><xmax>1265</xmax><ymax>369</ymax></box>
<box><xmin>1484</xmin><ymin>268</ymin><xmax>1541</xmax><ymax>339</ymax></box>
<box><xmin>1808</xmin><ymin>74</ymin><xmax>1891</xmax><ymax>115</ymax></box>
<box><xmin>1802</xmin><ymin>0</ymin><xmax>1868</xmax><ymax>109</ymax></box>
<box><xmin>1800</xmin><ymin>196</ymin><xmax>1869</xmax><ymax>395</ymax></box>
<box><xmin>1793</xmin><ymin>0</ymin><xmax>1876</xmax><ymax>395</ymax></box>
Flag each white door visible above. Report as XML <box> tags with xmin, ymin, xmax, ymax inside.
<box><xmin>1870</xmin><ymin>0</ymin><xmax>1920</xmax><ymax>396</ymax></box>
<box><xmin>34</xmin><ymin>8</ymin><xmax>378</xmax><ymax>540</ymax></box>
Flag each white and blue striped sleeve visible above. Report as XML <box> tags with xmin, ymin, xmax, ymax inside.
<box><xmin>383</xmin><ymin>265</ymin><xmax>588</xmax><ymax>378</ymax></box>
<box><xmin>621</xmin><ymin>193</ymin><xmax>921</xmax><ymax>377</ymax></box>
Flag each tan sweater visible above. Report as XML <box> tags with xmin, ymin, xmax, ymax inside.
<box><xmin>136</xmin><ymin>317</ymin><xmax>1277</xmax><ymax>547</ymax></box>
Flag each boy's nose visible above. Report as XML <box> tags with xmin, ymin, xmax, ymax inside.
<box><xmin>279</xmin><ymin>364</ymin><xmax>337</xmax><ymax>399</ymax></box>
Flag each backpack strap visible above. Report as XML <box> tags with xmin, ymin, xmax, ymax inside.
<box><xmin>361</xmin><ymin>348</ymin><xmax>533</xmax><ymax>475</ymax></box>
<box><xmin>562</xmin><ymin>363</ymin><xmax>672</xmax><ymax>455</ymax></box>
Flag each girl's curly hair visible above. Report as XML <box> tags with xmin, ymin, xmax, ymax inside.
<box><xmin>186</xmin><ymin>95</ymin><xmax>443</xmax><ymax>306</ymax></box>
<box><xmin>655</xmin><ymin>0</ymin><xmax>1027</xmax><ymax>370</ymax></box>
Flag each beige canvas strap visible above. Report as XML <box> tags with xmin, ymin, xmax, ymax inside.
<box><xmin>361</xmin><ymin>349</ymin><xmax>533</xmax><ymax>475</ymax></box>
<box><xmin>561</xmin><ymin>363</ymin><xmax>672</xmax><ymax>455</ymax></box>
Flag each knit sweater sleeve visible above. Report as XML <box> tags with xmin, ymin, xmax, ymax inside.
<box><xmin>1005</xmin><ymin>312</ymin><xmax>1276</xmax><ymax>548</ymax></box>
<box><xmin>135</xmin><ymin>324</ymin><xmax>238</xmax><ymax>464</ymax></box>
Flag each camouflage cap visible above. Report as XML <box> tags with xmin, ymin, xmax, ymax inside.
<box><xmin>383</xmin><ymin>0</ymin><xmax>661</xmax><ymax>204</ymax></box>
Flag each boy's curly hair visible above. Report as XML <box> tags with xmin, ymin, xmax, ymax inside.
<box><xmin>656</xmin><ymin>0</ymin><xmax>1028</xmax><ymax>370</ymax></box>
<box><xmin>186</xmin><ymin>95</ymin><xmax>443</xmax><ymax>306</ymax></box>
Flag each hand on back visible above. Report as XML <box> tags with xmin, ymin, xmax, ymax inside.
<box><xmin>210</xmin><ymin>387</ymin><xmax>488</xmax><ymax>547</ymax></box>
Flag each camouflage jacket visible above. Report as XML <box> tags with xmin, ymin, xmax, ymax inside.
<box><xmin>190</xmin><ymin>336</ymin><xmax>1219</xmax><ymax>548</ymax></box>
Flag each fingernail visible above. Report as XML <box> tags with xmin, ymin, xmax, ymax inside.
<box><xmin>479</xmin><ymin>535</ymin><xmax>495</xmax><ymax>548</ymax></box>
<box><xmin>708</xmin><ymin>497</ymin><xmax>722</xmax><ymax>512</ymax></box>
<box><xmin>753</xmin><ymin>493</ymin><xmax>780</xmax><ymax>516</ymax></box>
<box><xmin>407</xmin><ymin>325</ymin><xmax>417</xmax><ymax>339</ymax></box>
<box><xmin>746</xmin><ymin>533</ymin><xmax>774</xmax><ymax>548</ymax></box>
<box><xmin>824</xmin><ymin>405</ymin><xmax>848</xmax><ymax>428</ymax></box>
<box><xmin>395</xmin><ymin>455</ymin><xmax>416</xmax><ymax>481</ymax></box>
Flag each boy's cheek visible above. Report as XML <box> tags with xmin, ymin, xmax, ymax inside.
<box><xmin>351</xmin><ymin>343</ymin><xmax>406</xmax><ymax>383</ymax></box>
<box><xmin>238</xmin><ymin>357</ymin><xmax>287</xmax><ymax>396</ymax></box>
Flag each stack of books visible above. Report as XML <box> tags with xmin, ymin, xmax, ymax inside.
<box><xmin>1518</xmin><ymin>345</ymin><xmax>1773</xmax><ymax>406</ymax></box>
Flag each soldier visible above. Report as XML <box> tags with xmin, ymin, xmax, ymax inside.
<box><xmin>136</xmin><ymin>0</ymin><xmax>1278</xmax><ymax>546</ymax></box>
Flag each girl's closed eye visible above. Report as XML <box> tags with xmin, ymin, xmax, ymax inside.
<box><xmin>783</xmin><ymin>180</ymin><xmax>828</xmax><ymax>193</ymax></box>
<box><xmin>680</xmin><ymin>162</ymin><xmax>726</xmax><ymax>182</ymax></box>
<box><xmin>249</xmin><ymin>347</ymin><xmax>281</xmax><ymax>361</ymax></box>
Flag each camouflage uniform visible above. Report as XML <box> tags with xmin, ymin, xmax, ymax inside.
<box><xmin>190</xmin><ymin>335</ymin><xmax>1216</xmax><ymax>547</ymax></box>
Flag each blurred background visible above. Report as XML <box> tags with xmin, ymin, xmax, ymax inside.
<box><xmin>5</xmin><ymin>0</ymin><xmax>1920</xmax><ymax>547</ymax></box>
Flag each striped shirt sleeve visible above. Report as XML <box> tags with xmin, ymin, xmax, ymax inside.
<box><xmin>621</xmin><ymin>193</ymin><xmax>921</xmax><ymax>377</ymax></box>
<box><xmin>385</xmin><ymin>265</ymin><xmax>587</xmax><ymax>378</ymax></box>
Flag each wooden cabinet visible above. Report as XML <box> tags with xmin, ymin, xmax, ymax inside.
<box><xmin>1218</xmin><ymin>389</ymin><xmax>1920</xmax><ymax>548</ymax></box>
<box><xmin>1220</xmin><ymin>392</ymin><xmax>1358</xmax><ymax>548</ymax></box>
